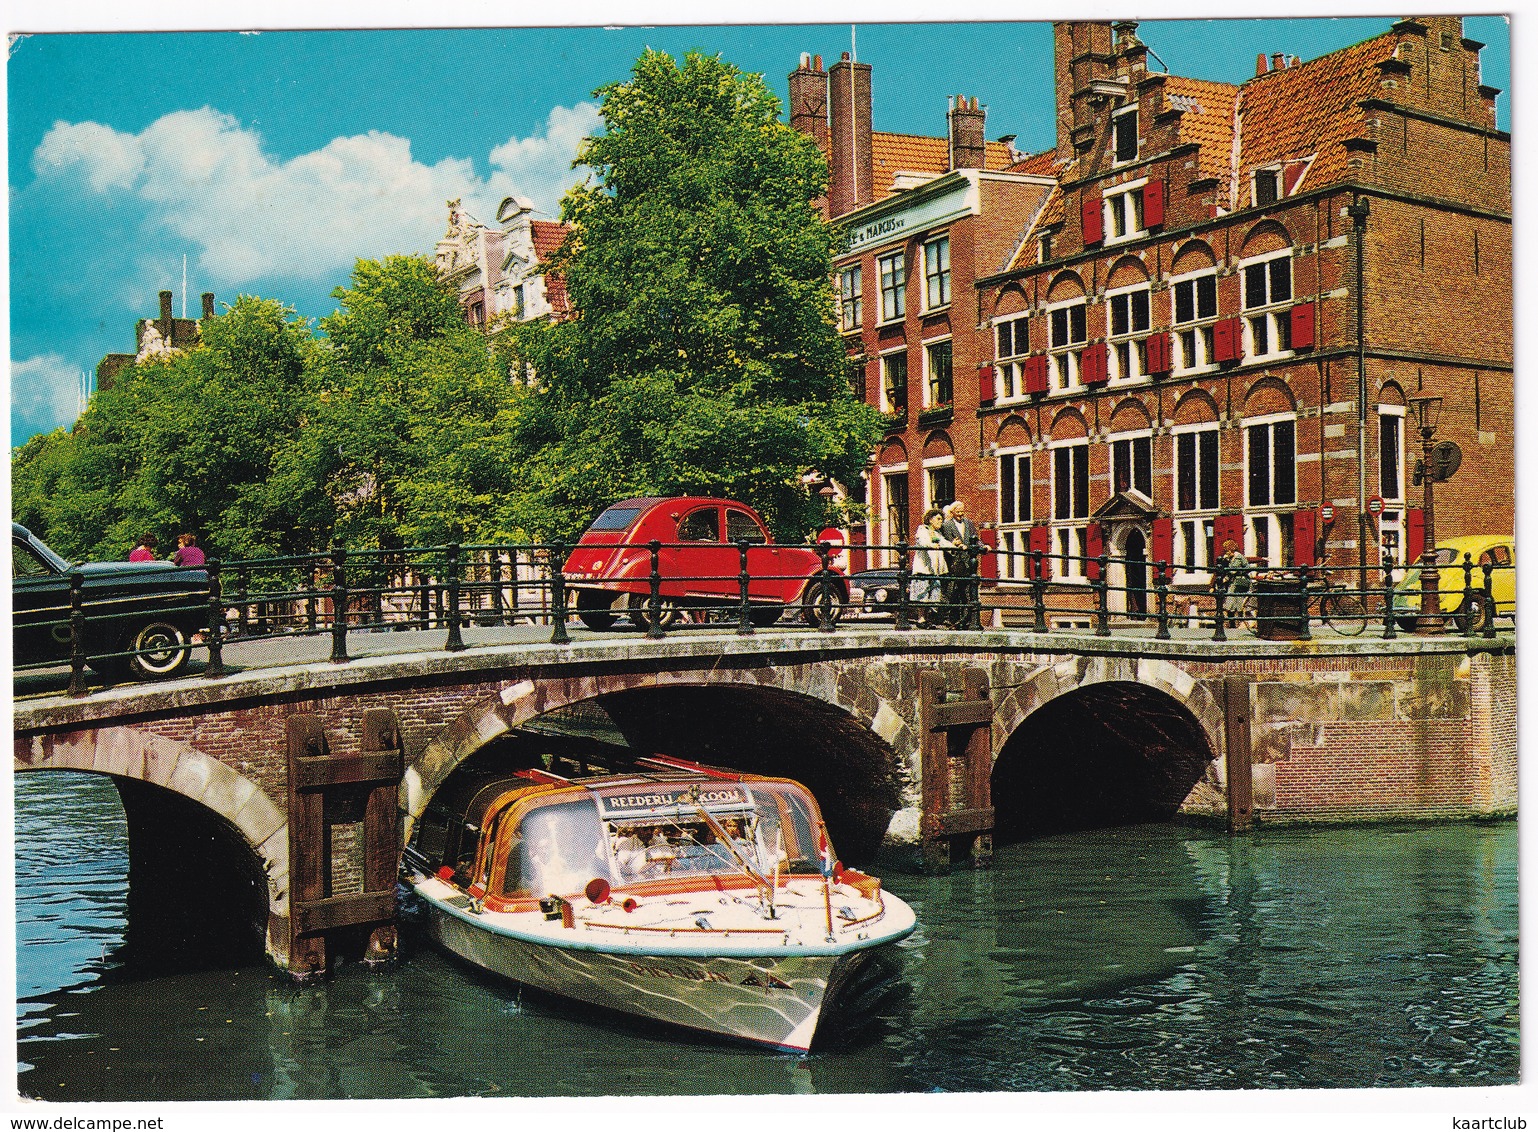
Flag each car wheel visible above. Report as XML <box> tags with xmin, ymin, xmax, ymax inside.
<box><xmin>626</xmin><ymin>592</ymin><xmax>680</xmax><ymax>632</ymax></box>
<box><xmin>127</xmin><ymin>621</ymin><xmax>191</xmax><ymax>679</ymax></box>
<box><xmin>575</xmin><ymin>590</ymin><xmax>617</xmax><ymax>631</ymax></box>
<box><xmin>799</xmin><ymin>578</ymin><xmax>846</xmax><ymax>629</ymax></box>
<box><xmin>1455</xmin><ymin>592</ymin><xmax>1488</xmax><ymax>634</ymax></box>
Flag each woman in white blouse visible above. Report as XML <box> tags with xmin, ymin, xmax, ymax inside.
<box><xmin>910</xmin><ymin>508</ymin><xmax>953</xmax><ymax>624</ymax></box>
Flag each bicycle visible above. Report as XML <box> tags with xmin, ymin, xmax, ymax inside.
<box><xmin>1228</xmin><ymin>571</ymin><xmax>1368</xmax><ymax>636</ymax></box>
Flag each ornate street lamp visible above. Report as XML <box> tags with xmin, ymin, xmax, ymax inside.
<box><xmin>1409</xmin><ymin>394</ymin><xmax>1443</xmax><ymax>633</ymax></box>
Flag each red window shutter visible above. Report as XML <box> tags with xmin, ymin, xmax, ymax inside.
<box><xmin>1085</xmin><ymin>521</ymin><xmax>1104</xmax><ymax>580</ymax></box>
<box><xmin>1406</xmin><ymin>507</ymin><xmax>1426</xmax><ymax>563</ymax></box>
<box><xmin>1213</xmin><ymin>513</ymin><xmax>1245</xmax><ymax>555</ymax></box>
<box><xmin>978</xmin><ymin>364</ymin><xmax>996</xmax><ymax>406</ymax></box>
<box><xmin>1292</xmin><ymin>508</ymin><xmax>1318</xmax><ymax>567</ymax></box>
<box><xmin>849</xmin><ymin>527</ymin><xmax>868</xmax><ymax>575</ymax></box>
<box><xmin>1083</xmin><ymin>342</ymin><xmax>1109</xmax><ymax>385</ymax></box>
<box><xmin>1142</xmin><ymin>179</ymin><xmax>1165</xmax><ymax>228</ymax></box>
<box><xmin>1029</xmin><ymin>524</ymin><xmax>1053</xmax><ymax>578</ymax></box>
<box><xmin>1151</xmin><ymin>516</ymin><xmax>1174</xmax><ymax>578</ymax></box>
<box><xmin>1213</xmin><ymin>316</ymin><xmax>1241</xmax><ymax>364</ymax></box>
<box><xmin>978</xmin><ymin>527</ymin><xmax>998</xmax><ymax>581</ymax></box>
<box><xmin>1025</xmin><ymin>354</ymin><xmax>1049</xmax><ymax>395</ymax></box>
<box><xmin>1146</xmin><ymin>330</ymin><xmax>1171</xmax><ymax>375</ymax></box>
<box><xmin>1289</xmin><ymin>301</ymin><xmax>1316</xmax><ymax>350</ymax></box>
<box><xmin>1081</xmin><ymin>195</ymin><xmax>1104</xmax><ymax>245</ymax></box>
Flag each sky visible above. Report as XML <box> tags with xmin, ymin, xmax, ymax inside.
<box><xmin>6</xmin><ymin>9</ymin><xmax>1512</xmax><ymax>445</ymax></box>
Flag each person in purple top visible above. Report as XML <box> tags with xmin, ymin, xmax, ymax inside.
<box><xmin>128</xmin><ymin>533</ymin><xmax>158</xmax><ymax>562</ymax></box>
<box><xmin>171</xmin><ymin>534</ymin><xmax>206</xmax><ymax>567</ymax></box>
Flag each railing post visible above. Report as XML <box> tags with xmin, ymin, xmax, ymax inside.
<box><xmin>646</xmin><ymin>540</ymin><xmax>665</xmax><ymax>640</ymax></box>
<box><xmin>816</xmin><ymin>543</ymin><xmax>836</xmax><ymax>633</ymax></box>
<box><xmin>67</xmin><ymin>571</ymin><xmax>87</xmax><ymax>697</ymax></box>
<box><xmin>1211</xmin><ymin>563</ymin><xmax>1229</xmax><ymax>643</ymax></box>
<box><xmin>329</xmin><ymin>544</ymin><xmax>349</xmax><ymax>663</ymax></box>
<box><xmin>1155</xmin><ymin>561</ymin><xmax>1171</xmax><ymax>640</ymax></box>
<box><xmin>548</xmin><ymin>541</ymin><xmax>571</xmax><ymax>645</ymax></box>
<box><xmin>965</xmin><ymin>540</ymin><xmax>983</xmax><ymax>630</ymax></box>
<box><xmin>444</xmin><ymin>543</ymin><xmax>466</xmax><ymax>652</ymax></box>
<box><xmin>1460</xmin><ymin>553</ymin><xmax>1477</xmax><ymax>636</ymax></box>
<box><xmin>306</xmin><ymin>567</ymin><xmax>319</xmax><ymax>633</ymax></box>
<box><xmin>489</xmin><ymin>552</ymin><xmax>505</xmax><ymax>626</ymax></box>
<box><xmin>1482</xmin><ymin>560</ymin><xmax>1498</xmax><ymax>639</ymax></box>
<box><xmin>894</xmin><ymin>540</ymin><xmax>912</xmax><ymax>632</ymax></box>
<box><xmin>736</xmin><ymin>539</ymin><xmax>754</xmax><ymax>635</ymax></box>
<box><xmin>205</xmin><ymin>559</ymin><xmax>226</xmax><ymax>678</ymax></box>
<box><xmin>1030</xmin><ymin>550</ymin><xmax>1048</xmax><ymax>633</ymax></box>
<box><xmin>1094</xmin><ymin>552</ymin><xmax>1111</xmax><ymax>637</ymax></box>
<box><xmin>236</xmin><ymin>566</ymin><xmax>250</xmax><ymax>637</ymax></box>
<box><xmin>1382</xmin><ymin>564</ymin><xmax>1398</xmax><ymax>639</ymax></box>
<box><xmin>1296</xmin><ymin>564</ymin><xmax>1312</xmax><ymax>641</ymax></box>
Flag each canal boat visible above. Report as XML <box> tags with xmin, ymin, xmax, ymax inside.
<box><xmin>401</xmin><ymin>755</ymin><xmax>916</xmax><ymax>1051</ymax></box>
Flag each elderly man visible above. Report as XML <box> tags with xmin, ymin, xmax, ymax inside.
<box><xmin>940</xmin><ymin>502</ymin><xmax>981</xmax><ymax>627</ymax></box>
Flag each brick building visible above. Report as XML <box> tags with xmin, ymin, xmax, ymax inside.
<box><xmin>795</xmin><ymin>19</ymin><xmax>1510</xmax><ymax>613</ymax></box>
<box><xmin>96</xmin><ymin>289</ymin><xmax>217</xmax><ymax>392</ymax></box>
<box><xmin>434</xmin><ymin>196</ymin><xmax>569</xmax><ymax>328</ymax></box>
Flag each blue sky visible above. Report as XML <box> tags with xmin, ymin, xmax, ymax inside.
<box><xmin>7</xmin><ymin>13</ymin><xmax>1511</xmax><ymax>445</ymax></box>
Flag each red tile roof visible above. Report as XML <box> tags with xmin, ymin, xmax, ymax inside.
<box><xmin>869</xmin><ymin>132</ymin><xmax>1015</xmax><ymax>200</ymax></box>
<box><xmin>1161</xmin><ymin>75</ymin><xmax>1242</xmax><ymax>191</ymax></box>
<box><xmin>530</xmin><ymin>219</ymin><xmax>570</xmax><ymax>262</ymax></box>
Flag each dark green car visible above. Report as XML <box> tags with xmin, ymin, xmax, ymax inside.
<box><xmin>12</xmin><ymin>523</ymin><xmax>210</xmax><ymax>680</ymax></box>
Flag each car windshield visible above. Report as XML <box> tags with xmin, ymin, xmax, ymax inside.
<box><xmin>17</xmin><ymin>534</ymin><xmax>71</xmax><ymax>573</ymax></box>
<box><xmin>588</xmin><ymin>506</ymin><xmax>643</xmax><ymax>533</ymax></box>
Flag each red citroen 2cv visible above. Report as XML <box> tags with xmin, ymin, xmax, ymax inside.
<box><xmin>560</xmin><ymin>497</ymin><xmax>847</xmax><ymax>630</ymax></box>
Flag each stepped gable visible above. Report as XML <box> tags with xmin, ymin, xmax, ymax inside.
<box><xmin>1160</xmin><ymin>74</ymin><xmax>1242</xmax><ymax>193</ymax></box>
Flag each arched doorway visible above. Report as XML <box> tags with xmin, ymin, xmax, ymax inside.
<box><xmin>1123</xmin><ymin>528</ymin><xmax>1148</xmax><ymax>617</ymax></box>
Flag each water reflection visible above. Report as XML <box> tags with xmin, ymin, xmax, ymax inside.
<box><xmin>15</xmin><ymin>773</ymin><xmax>1518</xmax><ymax>1099</ymax></box>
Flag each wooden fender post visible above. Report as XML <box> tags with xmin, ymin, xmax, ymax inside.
<box><xmin>1223</xmin><ymin>676</ymin><xmax>1254</xmax><ymax>833</ymax></box>
<box><xmin>919</xmin><ymin>667</ymin><xmax>995</xmax><ymax>871</ymax></box>
<box><xmin>286</xmin><ymin>710</ymin><xmax>404</xmax><ymax>980</ymax></box>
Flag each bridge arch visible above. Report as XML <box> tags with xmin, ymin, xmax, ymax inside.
<box><xmin>15</xmin><ymin>729</ymin><xmax>283</xmax><ymax>964</ymax></box>
<box><xmin>404</xmin><ymin>667</ymin><xmax>909</xmax><ymax>863</ymax></box>
<box><xmin>991</xmin><ymin>657</ymin><xmax>1223</xmax><ymax>841</ymax></box>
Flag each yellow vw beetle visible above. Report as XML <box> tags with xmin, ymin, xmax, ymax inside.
<box><xmin>1393</xmin><ymin>534</ymin><xmax>1514</xmax><ymax>631</ymax></box>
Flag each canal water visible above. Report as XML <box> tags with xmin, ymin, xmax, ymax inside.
<box><xmin>15</xmin><ymin>772</ymin><xmax>1518</xmax><ymax>1100</ymax></box>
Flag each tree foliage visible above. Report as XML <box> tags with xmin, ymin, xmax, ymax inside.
<box><xmin>509</xmin><ymin>49</ymin><xmax>880</xmax><ymax>539</ymax></box>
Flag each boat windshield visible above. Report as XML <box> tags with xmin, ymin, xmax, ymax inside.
<box><xmin>595</xmin><ymin>779</ymin><xmax>824</xmax><ymax>883</ymax></box>
<box><xmin>501</xmin><ymin>796</ymin><xmax>616</xmax><ymax>898</ymax></box>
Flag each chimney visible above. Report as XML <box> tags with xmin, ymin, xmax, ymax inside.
<box><xmin>1256</xmin><ymin>53</ymin><xmax>1269</xmax><ymax>76</ymax></box>
<box><xmin>201</xmin><ymin>292</ymin><xmax>215</xmax><ymax>320</ymax></box>
<box><xmin>1054</xmin><ymin>21</ymin><xmax>1117</xmax><ymax>159</ymax></box>
<box><xmin>1271</xmin><ymin>52</ymin><xmax>1286</xmax><ymax>72</ymax></box>
<box><xmin>828</xmin><ymin>52</ymin><xmax>874</xmax><ymax>217</ymax></box>
<box><xmin>158</xmin><ymin>290</ymin><xmax>174</xmax><ymax>340</ymax></box>
<box><xmin>788</xmin><ymin>53</ymin><xmax>829</xmax><ymax>155</ymax></box>
<box><xmin>949</xmin><ymin>95</ymin><xmax>987</xmax><ymax>170</ymax></box>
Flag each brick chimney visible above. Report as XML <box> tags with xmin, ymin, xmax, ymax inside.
<box><xmin>948</xmin><ymin>95</ymin><xmax>986</xmax><ymax>170</ymax></box>
<box><xmin>202</xmin><ymin>292</ymin><xmax>216</xmax><ymax>320</ymax></box>
<box><xmin>828</xmin><ymin>52</ymin><xmax>873</xmax><ymax>217</ymax></box>
<box><xmin>788</xmin><ymin>53</ymin><xmax>829</xmax><ymax>154</ymax></box>
<box><xmin>1054</xmin><ymin>21</ymin><xmax>1117</xmax><ymax>159</ymax></box>
<box><xmin>158</xmin><ymin>290</ymin><xmax>174</xmax><ymax>340</ymax></box>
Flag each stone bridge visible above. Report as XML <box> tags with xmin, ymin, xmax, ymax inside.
<box><xmin>12</xmin><ymin>627</ymin><xmax>1516</xmax><ymax>974</ymax></box>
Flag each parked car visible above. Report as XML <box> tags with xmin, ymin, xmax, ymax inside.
<box><xmin>12</xmin><ymin>523</ymin><xmax>210</xmax><ymax>679</ymax></box>
<box><xmin>1391</xmin><ymin>533</ymin><xmax>1514</xmax><ymax>632</ymax></box>
<box><xmin>849</xmin><ymin>567</ymin><xmax>902</xmax><ymax>616</ymax></box>
<box><xmin>560</xmin><ymin>497</ymin><xmax>847</xmax><ymax>631</ymax></box>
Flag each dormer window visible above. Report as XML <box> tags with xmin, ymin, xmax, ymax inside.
<box><xmin>1254</xmin><ymin>167</ymin><xmax>1281</xmax><ymax>207</ymax></box>
<box><xmin>1113</xmin><ymin>106</ymin><xmax>1139</xmax><ymax>164</ymax></box>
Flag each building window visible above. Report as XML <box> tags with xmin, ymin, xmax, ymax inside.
<box><xmin>1051</xmin><ymin>440</ymin><xmax>1090</xmax><ymax>579</ymax></box>
<box><xmin>997</xmin><ymin>448</ymin><xmax>1033</xmax><ymax>581</ymax></box>
<box><xmin>1379</xmin><ymin>406</ymin><xmax>1404</xmax><ymax>501</ymax></box>
<box><xmin>924</xmin><ymin>338</ymin><xmax>953</xmax><ymax>406</ymax></box>
<box><xmin>1246</xmin><ymin>416</ymin><xmax>1296</xmax><ymax>508</ymax></box>
<box><xmin>880</xmin><ymin>468</ymin><xmax>909</xmax><ymax>561</ymax></box>
<box><xmin>1241</xmin><ymin>250</ymin><xmax>1294</xmax><ymax>359</ymax></box>
<box><xmin>1107</xmin><ymin>284</ymin><xmax>1151</xmax><ymax>382</ymax></box>
<box><xmin>994</xmin><ymin>314</ymin><xmax>1029</xmax><ymax>403</ymax></box>
<box><xmin>838</xmin><ymin>265</ymin><xmax>862</xmax><ymax>332</ymax></box>
<box><xmin>1039</xmin><ymin>234</ymin><xmax>1053</xmax><ymax>263</ymax></box>
<box><xmin>878</xmin><ymin>252</ymin><xmax>906</xmax><ymax>322</ymax></box>
<box><xmin>880</xmin><ymin>349</ymin><xmax>908</xmax><ymax>414</ymax></box>
<box><xmin>511</xmin><ymin>285</ymin><xmax>526</xmax><ymax>320</ymax></box>
<box><xmin>847</xmin><ymin>358</ymin><xmax>867</xmax><ymax>399</ymax></box>
<box><xmin>1175</xmin><ymin>425</ymin><xmax>1220</xmax><ymax>513</ymax></box>
<box><xmin>1171</xmin><ymin>269</ymin><xmax>1219</xmax><ymax>374</ymax></box>
<box><xmin>1103</xmin><ymin>180</ymin><xmax>1148</xmax><ymax>243</ymax></box>
<box><xmin>1111</xmin><ymin>432</ymin><xmax>1153</xmax><ymax>497</ymax></box>
<box><xmin>925</xmin><ymin>460</ymin><xmax>956</xmax><ymax>511</ymax></box>
<box><xmin>1113</xmin><ymin>106</ymin><xmax>1139</xmax><ymax>164</ymax></box>
<box><xmin>923</xmin><ymin>236</ymin><xmax>951</xmax><ymax>310</ymax></box>
<box><xmin>1047</xmin><ymin>299</ymin><xmax>1087</xmax><ymax>393</ymax></box>
<box><xmin>1254</xmin><ymin>167</ymin><xmax>1281</xmax><ymax>207</ymax></box>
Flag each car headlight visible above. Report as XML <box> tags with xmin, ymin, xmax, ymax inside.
<box><xmin>873</xmin><ymin>587</ymin><xmax>890</xmax><ymax>604</ymax></box>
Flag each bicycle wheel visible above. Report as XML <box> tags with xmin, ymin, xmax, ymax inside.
<box><xmin>1322</xmin><ymin>590</ymin><xmax>1367</xmax><ymax>636</ymax></box>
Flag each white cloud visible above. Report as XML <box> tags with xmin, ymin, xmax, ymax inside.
<box><xmin>10</xmin><ymin>354</ymin><xmax>87</xmax><ymax>442</ymax></box>
<box><xmin>29</xmin><ymin>103</ymin><xmax>600</xmax><ymax>289</ymax></box>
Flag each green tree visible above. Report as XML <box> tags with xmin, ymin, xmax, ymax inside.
<box><xmin>508</xmin><ymin>49</ymin><xmax>880</xmax><ymax>540</ymax></box>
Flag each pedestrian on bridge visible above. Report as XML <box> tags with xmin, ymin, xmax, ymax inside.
<box><xmin>940</xmin><ymin>501</ymin><xmax>981</xmax><ymax>628</ymax></box>
<box><xmin>910</xmin><ymin>509</ymin><xmax>952</xmax><ymax>626</ymax></box>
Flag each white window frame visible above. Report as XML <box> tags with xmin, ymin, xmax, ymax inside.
<box><xmin>837</xmin><ymin>264</ymin><xmax>862</xmax><ymax>332</ymax></box>
<box><xmin>878</xmin><ymin>346</ymin><xmax>908</xmax><ymax>415</ymax></box>
<box><xmin>1243</xmin><ymin>411</ymin><xmax>1298</xmax><ymax>568</ymax></box>
<box><xmin>877</xmin><ymin>251</ymin><xmax>906</xmax><ymax>324</ymax></box>
<box><xmin>922</xmin><ymin>335</ymin><xmax>953</xmax><ymax>408</ymax></box>
<box><xmin>1112</xmin><ymin>105</ymin><xmax>1141</xmax><ymax>166</ymax></box>
<box><xmin>1049</xmin><ymin>438</ymin><xmax>1090</xmax><ymax>582</ymax></box>
<box><xmin>1239</xmin><ymin>248</ymin><xmax>1295</xmax><ymax>362</ymax></box>
<box><xmin>1046</xmin><ymin>297</ymin><xmax>1087</xmax><ymax>394</ymax></box>
<box><xmin>1378</xmin><ymin>405</ymin><xmax>1405</xmax><ymax>503</ymax></box>
<box><xmin>1109</xmin><ymin>429</ymin><xmax>1154</xmax><ymax>497</ymax></box>
<box><xmin>922</xmin><ymin>455</ymin><xmax>956</xmax><ymax>512</ymax></box>
<box><xmin>878</xmin><ymin>464</ymin><xmax>909</xmax><ymax>565</ymax></box>
<box><xmin>1170</xmin><ymin>266</ymin><xmax>1219</xmax><ymax>375</ymax></box>
<box><xmin>1105</xmin><ymin>281</ymin><xmax>1152</xmax><ymax>384</ymax></box>
<box><xmin>922</xmin><ymin>234</ymin><xmax>952</xmax><ymax>311</ymax></box>
<box><xmin>1171</xmin><ymin>420</ymin><xmax>1220</xmax><ymax>583</ymax></box>
<box><xmin>992</xmin><ymin>313</ymin><xmax>1030</xmax><ymax>404</ymax></box>
<box><xmin>996</xmin><ymin>445</ymin><xmax>1033</xmax><ymax>583</ymax></box>
<box><xmin>1103</xmin><ymin>176</ymin><xmax>1149</xmax><ymax>245</ymax></box>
